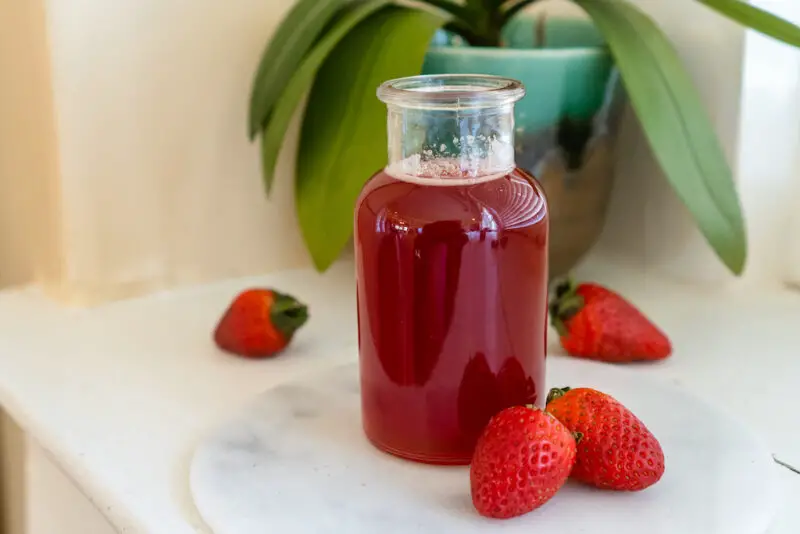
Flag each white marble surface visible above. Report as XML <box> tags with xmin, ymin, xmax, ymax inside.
<box><xmin>0</xmin><ymin>257</ymin><xmax>797</xmax><ymax>533</ymax></box>
<box><xmin>191</xmin><ymin>359</ymin><xmax>778</xmax><ymax>534</ymax></box>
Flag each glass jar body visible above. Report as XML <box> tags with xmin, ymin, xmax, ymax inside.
<box><xmin>355</xmin><ymin>167</ymin><xmax>549</xmax><ymax>465</ymax></box>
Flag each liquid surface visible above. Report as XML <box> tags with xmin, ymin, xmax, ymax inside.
<box><xmin>354</xmin><ymin>166</ymin><xmax>549</xmax><ymax>464</ymax></box>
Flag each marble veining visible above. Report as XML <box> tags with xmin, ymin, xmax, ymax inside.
<box><xmin>190</xmin><ymin>358</ymin><xmax>780</xmax><ymax>534</ymax></box>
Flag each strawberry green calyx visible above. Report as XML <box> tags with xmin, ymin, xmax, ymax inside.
<box><xmin>549</xmin><ymin>278</ymin><xmax>584</xmax><ymax>336</ymax></box>
<box><xmin>546</xmin><ymin>387</ymin><xmax>571</xmax><ymax>405</ymax></box>
<box><xmin>270</xmin><ymin>291</ymin><xmax>309</xmax><ymax>339</ymax></box>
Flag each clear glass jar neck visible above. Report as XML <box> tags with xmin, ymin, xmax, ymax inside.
<box><xmin>385</xmin><ymin>104</ymin><xmax>516</xmax><ymax>180</ymax></box>
<box><xmin>378</xmin><ymin>75</ymin><xmax>524</xmax><ymax>180</ymax></box>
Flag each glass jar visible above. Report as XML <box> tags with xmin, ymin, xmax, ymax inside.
<box><xmin>354</xmin><ymin>75</ymin><xmax>549</xmax><ymax>465</ymax></box>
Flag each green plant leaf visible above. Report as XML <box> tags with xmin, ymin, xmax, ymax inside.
<box><xmin>699</xmin><ymin>0</ymin><xmax>800</xmax><ymax>47</ymax></box>
<box><xmin>296</xmin><ymin>6</ymin><xmax>446</xmax><ymax>271</ymax></box>
<box><xmin>259</xmin><ymin>0</ymin><xmax>392</xmax><ymax>195</ymax></box>
<box><xmin>247</xmin><ymin>0</ymin><xmax>344</xmax><ymax>140</ymax></box>
<box><xmin>417</xmin><ymin>0</ymin><xmax>473</xmax><ymax>21</ymax></box>
<box><xmin>576</xmin><ymin>0</ymin><xmax>747</xmax><ymax>274</ymax></box>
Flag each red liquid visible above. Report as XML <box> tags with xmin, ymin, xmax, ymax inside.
<box><xmin>354</xmin><ymin>166</ymin><xmax>549</xmax><ymax>465</ymax></box>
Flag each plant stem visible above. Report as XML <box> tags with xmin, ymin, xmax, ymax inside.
<box><xmin>422</xmin><ymin>0</ymin><xmax>544</xmax><ymax>47</ymax></box>
<box><xmin>501</xmin><ymin>0</ymin><xmax>542</xmax><ymax>25</ymax></box>
<box><xmin>420</xmin><ymin>0</ymin><xmax>503</xmax><ymax>46</ymax></box>
<box><xmin>442</xmin><ymin>22</ymin><xmax>487</xmax><ymax>46</ymax></box>
<box><xmin>449</xmin><ymin>24</ymin><xmax>504</xmax><ymax>46</ymax></box>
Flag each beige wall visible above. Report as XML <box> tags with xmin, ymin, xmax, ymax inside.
<box><xmin>42</xmin><ymin>0</ymin><xmax>311</xmax><ymax>306</ymax></box>
<box><xmin>3</xmin><ymin>0</ymin><xmax>314</xmax><ymax>308</ymax></box>
<box><xmin>0</xmin><ymin>0</ymin><xmax>62</xmax><ymax>291</ymax></box>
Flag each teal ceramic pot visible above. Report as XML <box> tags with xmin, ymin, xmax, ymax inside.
<box><xmin>423</xmin><ymin>15</ymin><xmax>624</xmax><ymax>278</ymax></box>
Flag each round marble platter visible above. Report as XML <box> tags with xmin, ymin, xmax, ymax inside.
<box><xmin>190</xmin><ymin>358</ymin><xmax>780</xmax><ymax>534</ymax></box>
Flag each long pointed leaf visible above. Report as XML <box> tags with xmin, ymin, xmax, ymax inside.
<box><xmin>296</xmin><ymin>7</ymin><xmax>446</xmax><ymax>271</ymax></box>
<box><xmin>699</xmin><ymin>0</ymin><xmax>800</xmax><ymax>47</ymax></box>
<box><xmin>260</xmin><ymin>0</ymin><xmax>392</xmax><ymax>195</ymax></box>
<box><xmin>577</xmin><ymin>0</ymin><xmax>747</xmax><ymax>274</ymax></box>
<box><xmin>247</xmin><ymin>0</ymin><xmax>344</xmax><ymax>140</ymax></box>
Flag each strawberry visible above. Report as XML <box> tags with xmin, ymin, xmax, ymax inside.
<box><xmin>549</xmin><ymin>278</ymin><xmax>671</xmax><ymax>362</ymax></box>
<box><xmin>213</xmin><ymin>289</ymin><xmax>308</xmax><ymax>358</ymax></box>
<box><xmin>470</xmin><ymin>406</ymin><xmax>577</xmax><ymax>519</ymax></box>
<box><xmin>546</xmin><ymin>387</ymin><xmax>665</xmax><ymax>491</ymax></box>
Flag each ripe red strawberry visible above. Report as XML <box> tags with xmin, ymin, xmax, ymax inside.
<box><xmin>549</xmin><ymin>278</ymin><xmax>671</xmax><ymax>362</ymax></box>
<box><xmin>546</xmin><ymin>387</ymin><xmax>665</xmax><ymax>491</ymax></box>
<box><xmin>214</xmin><ymin>289</ymin><xmax>308</xmax><ymax>358</ymax></box>
<box><xmin>470</xmin><ymin>406</ymin><xmax>577</xmax><ymax>519</ymax></box>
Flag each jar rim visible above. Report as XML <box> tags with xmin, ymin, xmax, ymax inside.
<box><xmin>377</xmin><ymin>74</ymin><xmax>525</xmax><ymax>110</ymax></box>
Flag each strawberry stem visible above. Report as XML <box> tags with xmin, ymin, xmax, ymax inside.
<box><xmin>270</xmin><ymin>291</ymin><xmax>309</xmax><ymax>339</ymax></box>
<box><xmin>548</xmin><ymin>277</ymin><xmax>584</xmax><ymax>336</ymax></box>
<box><xmin>546</xmin><ymin>387</ymin><xmax>571</xmax><ymax>405</ymax></box>
<box><xmin>553</xmin><ymin>278</ymin><xmax>574</xmax><ymax>299</ymax></box>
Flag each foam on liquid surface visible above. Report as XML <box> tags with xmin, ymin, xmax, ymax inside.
<box><xmin>385</xmin><ymin>157</ymin><xmax>512</xmax><ymax>186</ymax></box>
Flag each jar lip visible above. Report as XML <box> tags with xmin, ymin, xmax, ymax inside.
<box><xmin>377</xmin><ymin>74</ymin><xmax>525</xmax><ymax>110</ymax></box>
